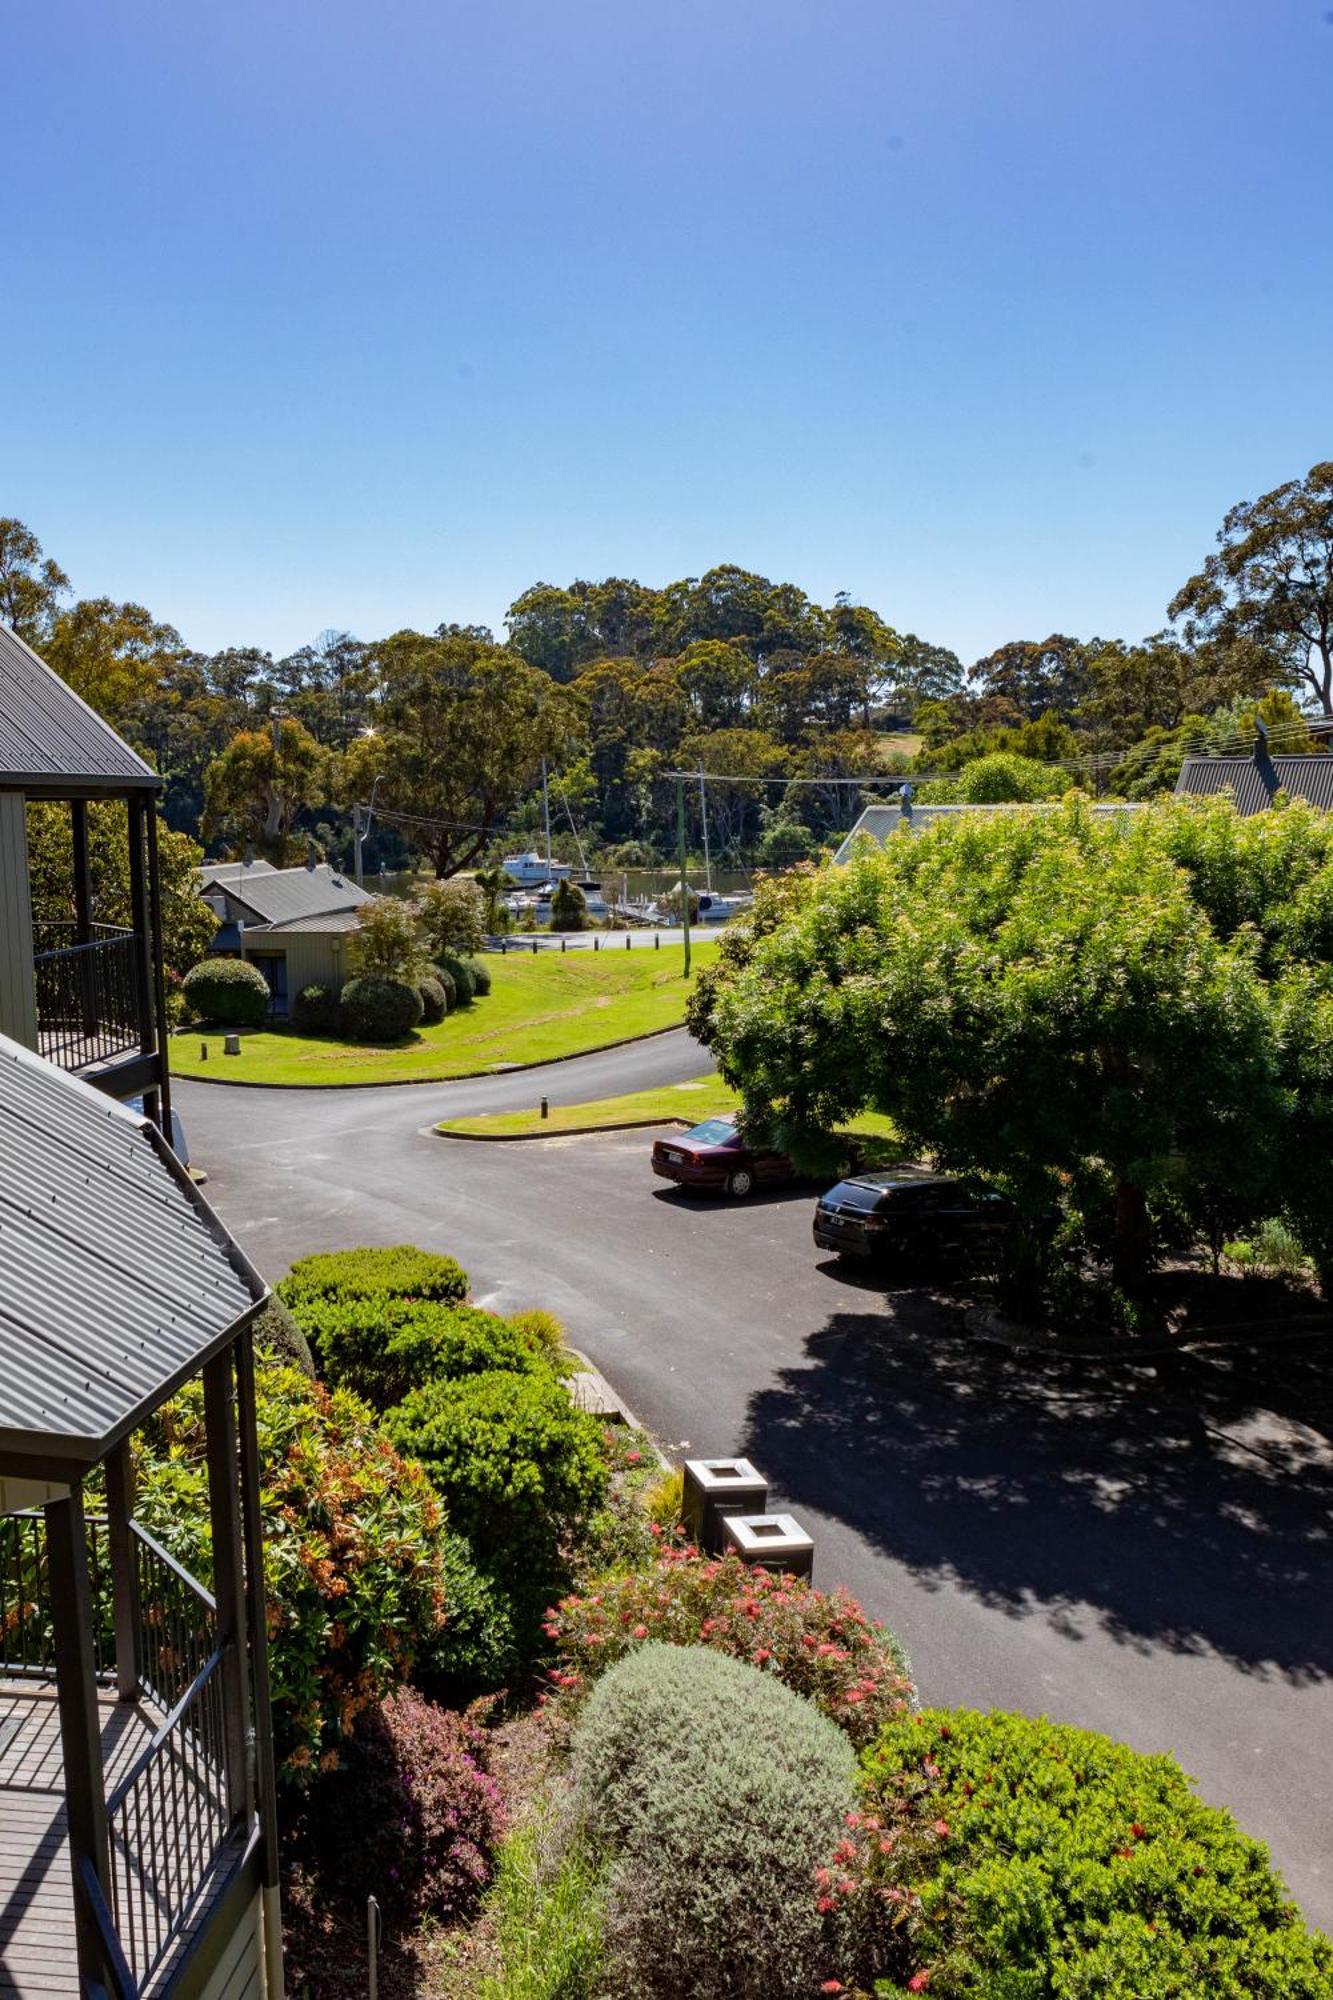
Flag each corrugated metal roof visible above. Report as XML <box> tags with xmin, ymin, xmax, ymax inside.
<box><xmin>0</xmin><ymin>623</ymin><xmax>158</xmax><ymax>791</ymax></box>
<box><xmin>198</xmin><ymin>859</ymin><xmax>278</xmax><ymax>886</ymax></box>
<box><xmin>1175</xmin><ymin>755</ymin><xmax>1333</xmax><ymax>815</ymax></box>
<box><xmin>0</xmin><ymin>1035</ymin><xmax>265</xmax><ymax>1468</ymax></box>
<box><xmin>247</xmin><ymin>908</ymin><xmax>365</xmax><ymax>935</ymax></box>
<box><xmin>222</xmin><ymin>863</ymin><xmax>370</xmax><ymax>926</ymax></box>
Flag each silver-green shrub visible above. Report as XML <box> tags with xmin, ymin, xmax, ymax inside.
<box><xmin>569</xmin><ymin>1642</ymin><xmax>856</xmax><ymax>1997</ymax></box>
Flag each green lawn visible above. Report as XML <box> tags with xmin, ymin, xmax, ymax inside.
<box><xmin>172</xmin><ymin>942</ymin><xmax>716</xmax><ymax>1087</ymax></box>
<box><xmin>440</xmin><ymin>1075</ymin><xmax>900</xmax><ymax>1146</ymax></box>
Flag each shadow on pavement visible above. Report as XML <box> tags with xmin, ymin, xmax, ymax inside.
<box><xmin>741</xmin><ymin>1300</ymin><xmax>1333</xmax><ymax>1681</ymax></box>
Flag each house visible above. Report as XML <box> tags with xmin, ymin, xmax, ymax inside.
<box><xmin>199</xmin><ymin>860</ymin><xmax>371</xmax><ymax>1015</ymax></box>
<box><xmin>832</xmin><ymin>793</ymin><xmax>1140</xmax><ymax>862</ymax></box>
<box><xmin>0</xmin><ymin>622</ymin><xmax>173</xmax><ymax>1134</ymax></box>
<box><xmin>0</xmin><ymin>625</ymin><xmax>283</xmax><ymax>1994</ymax></box>
<box><xmin>0</xmin><ymin>1037</ymin><xmax>283</xmax><ymax>1998</ymax></box>
<box><xmin>1174</xmin><ymin>736</ymin><xmax>1333</xmax><ymax>814</ymax></box>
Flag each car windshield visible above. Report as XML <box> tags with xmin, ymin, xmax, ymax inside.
<box><xmin>683</xmin><ymin>1119</ymin><xmax>737</xmax><ymax>1145</ymax></box>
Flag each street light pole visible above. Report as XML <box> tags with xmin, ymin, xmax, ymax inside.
<box><xmin>354</xmin><ymin>775</ymin><xmax>384</xmax><ymax>890</ymax></box>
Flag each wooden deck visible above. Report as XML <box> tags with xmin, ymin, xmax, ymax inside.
<box><xmin>0</xmin><ymin>1681</ymin><xmax>156</xmax><ymax>1998</ymax></box>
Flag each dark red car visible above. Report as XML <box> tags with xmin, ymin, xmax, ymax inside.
<box><xmin>651</xmin><ymin>1114</ymin><xmax>794</xmax><ymax>1198</ymax></box>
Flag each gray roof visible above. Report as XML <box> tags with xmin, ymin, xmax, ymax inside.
<box><xmin>1175</xmin><ymin>754</ymin><xmax>1333</xmax><ymax>816</ymax></box>
<box><xmin>223</xmin><ymin>863</ymin><xmax>370</xmax><ymax>927</ymax></box>
<box><xmin>198</xmin><ymin>859</ymin><xmax>278</xmax><ymax>887</ymax></box>
<box><xmin>0</xmin><ymin>1035</ymin><xmax>266</xmax><ymax>1470</ymax></box>
<box><xmin>0</xmin><ymin>622</ymin><xmax>159</xmax><ymax>794</ymax></box>
<box><xmin>247</xmin><ymin>907</ymin><xmax>365</xmax><ymax>936</ymax></box>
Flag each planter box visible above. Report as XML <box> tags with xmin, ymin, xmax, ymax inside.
<box><xmin>682</xmin><ymin>1457</ymin><xmax>769</xmax><ymax>1553</ymax></box>
<box><xmin>720</xmin><ymin>1513</ymin><xmax>814</xmax><ymax>1579</ymax></box>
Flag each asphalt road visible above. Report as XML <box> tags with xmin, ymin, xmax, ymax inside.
<box><xmin>176</xmin><ymin>1031</ymin><xmax>1333</xmax><ymax>1929</ymax></box>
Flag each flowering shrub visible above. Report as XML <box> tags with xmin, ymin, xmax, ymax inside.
<box><xmin>314</xmin><ymin>1297</ymin><xmax>553</xmax><ymax>1411</ymax></box>
<box><xmin>571</xmin><ymin>1643</ymin><xmax>856</xmax><ymax>1998</ymax></box>
<box><xmin>134</xmin><ymin>1361</ymin><xmax>454</xmax><ymax>1784</ymax></box>
<box><xmin>837</xmin><ymin>1708</ymin><xmax>1333</xmax><ymax>1998</ymax></box>
<box><xmin>545</xmin><ymin>1545</ymin><xmax>914</xmax><ymax>1748</ymax></box>
<box><xmin>313</xmin><ymin>1689</ymin><xmax>505</xmax><ymax>1924</ymax></box>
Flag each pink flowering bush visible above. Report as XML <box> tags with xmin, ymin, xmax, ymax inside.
<box><xmin>315</xmin><ymin>1688</ymin><xmax>506</xmax><ymax>1924</ymax></box>
<box><xmin>544</xmin><ymin>1543</ymin><xmax>914</xmax><ymax>1748</ymax></box>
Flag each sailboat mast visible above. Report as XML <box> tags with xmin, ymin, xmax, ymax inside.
<box><xmin>542</xmin><ymin>759</ymin><xmax>552</xmax><ymax>873</ymax></box>
<box><xmin>699</xmin><ymin>763</ymin><xmax>712</xmax><ymax>895</ymax></box>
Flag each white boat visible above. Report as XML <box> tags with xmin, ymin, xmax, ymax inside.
<box><xmin>502</xmin><ymin>850</ymin><xmax>572</xmax><ymax>886</ymax></box>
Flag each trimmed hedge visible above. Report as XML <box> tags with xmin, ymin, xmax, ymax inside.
<box><xmin>425</xmin><ymin>1533</ymin><xmax>521</xmax><ymax>1699</ymax></box>
<box><xmin>279</xmin><ymin>1245</ymin><xmax>469</xmax><ymax>1313</ymax></box>
<box><xmin>291</xmin><ymin>983</ymin><xmax>342</xmax><ymax>1034</ymax></box>
<box><xmin>182</xmin><ymin>957</ymin><xmax>270</xmax><ymax>1027</ymax></box>
<box><xmin>417</xmin><ymin>973</ymin><xmax>449</xmax><ymax>1025</ymax></box>
<box><xmin>315</xmin><ymin>1298</ymin><xmax>554</xmax><ymax>1412</ymax></box>
<box><xmin>434</xmin><ymin>964</ymin><xmax>458</xmax><ymax>1011</ymax></box>
<box><xmin>847</xmin><ymin>1707</ymin><xmax>1333</xmax><ymax>1998</ymax></box>
<box><xmin>435</xmin><ymin>953</ymin><xmax>477</xmax><ymax>1004</ymax></box>
<box><xmin>339</xmin><ymin>973</ymin><xmax>423</xmax><ymax>1041</ymax></box>
<box><xmin>571</xmin><ymin>1643</ymin><xmax>856</xmax><ymax>1997</ymax></box>
<box><xmin>464</xmin><ymin>955</ymin><xmax>493</xmax><ymax>997</ymax></box>
<box><xmin>249</xmin><ymin>1296</ymin><xmax>314</xmax><ymax>1377</ymax></box>
<box><xmin>388</xmin><ymin>1369</ymin><xmax>609</xmax><ymax>1638</ymax></box>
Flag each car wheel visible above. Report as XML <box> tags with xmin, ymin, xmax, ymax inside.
<box><xmin>725</xmin><ymin>1167</ymin><xmax>754</xmax><ymax>1198</ymax></box>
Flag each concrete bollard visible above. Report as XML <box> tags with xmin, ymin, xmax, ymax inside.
<box><xmin>532</xmin><ymin>937</ymin><xmax>538</xmax><ymax>954</ymax></box>
<box><xmin>625</xmin><ymin>933</ymin><xmax>631</xmax><ymax>949</ymax></box>
<box><xmin>655</xmin><ymin>932</ymin><xmax>660</xmax><ymax>948</ymax></box>
<box><xmin>720</xmin><ymin>1513</ymin><xmax>814</xmax><ymax>1580</ymax></box>
<box><xmin>540</xmin><ymin>1096</ymin><xmax>549</xmax><ymax>1120</ymax></box>
<box><xmin>594</xmin><ymin>934</ymin><xmax>600</xmax><ymax>952</ymax></box>
<box><xmin>682</xmin><ymin>1458</ymin><xmax>769</xmax><ymax>1553</ymax></box>
<box><xmin>562</xmin><ymin>935</ymin><xmax>567</xmax><ymax>952</ymax></box>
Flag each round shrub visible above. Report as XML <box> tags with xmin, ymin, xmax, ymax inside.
<box><xmin>291</xmin><ymin>983</ymin><xmax>341</xmax><ymax>1034</ymax></box>
<box><xmin>570</xmin><ymin>1643</ymin><xmax>857</xmax><ymax>1998</ymax></box>
<box><xmin>339</xmin><ymin>972</ymin><xmax>423</xmax><ymax>1042</ymax></box>
<box><xmin>846</xmin><ymin>1708</ymin><xmax>1333</xmax><ymax>1998</ymax></box>
<box><xmin>416</xmin><ymin>973</ymin><xmax>448</xmax><ymax>1025</ymax></box>
<box><xmin>182</xmin><ymin>957</ymin><xmax>270</xmax><ymax>1027</ymax></box>
<box><xmin>464</xmin><ymin>955</ymin><xmax>492</xmax><ymax>996</ymax></box>
<box><xmin>249</xmin><ymin>1295</ymin><xmax>314</xmax><ymax>1377</ymax></box>
<box><xmin>315</xmin><ymin>1689</ymin><xmax>505</xmax><ymax>1924</ymax></box>
<box><xmin>435</xmin><ymin>952</ymin><xmax>477</xmax><ymax>1004</ymax></box>
<box><xmin>278</xmin><ymin>1244</ymin><xmax>469</xmax><ymax>1313</ymax></box>
<box><xmin>388</xmin><ymin>1369</ymin><xmax>609</xmax><ymax>1637</ymax></box>
<box><xmin>433</xmin><ymin>963</ymin><xmax>457</xmax><ymax>1011</ymax></box>
<box><xmin>315</xmin><ymin>1298</ymin><xmax>554</xmax><ymax>1412</ymax></box>
<box><xmin>134</xmin><ymin>1362</ymin><xmax>452</xmax><ymax>1785</ymax></box>
<box><xmin>424</xmin><ymin>1534</ymin><xmax>520</xmax><ymax>1699</ymax></box>
<box><xmin>547</xmin><ymin>1546</ymin><xmax>913</xmax><ymax>1748</ymax></box>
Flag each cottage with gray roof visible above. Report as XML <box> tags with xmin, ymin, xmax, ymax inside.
<box><xmin>200</xmin><ymin>858</ymin><xmax>372</xmax><ymax>1014</ymax></box>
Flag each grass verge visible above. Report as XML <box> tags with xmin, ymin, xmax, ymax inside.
<box><xmin>170</xmin><ymin>943</ymin><xmax>715</xmax><ymax>1087</ymax></box>
<box><xmin>439</xmin><ymin>1076</ymin><xmax>899</xmax><ymax>1146</ymax></box>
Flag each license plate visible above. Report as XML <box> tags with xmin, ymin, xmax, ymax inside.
<box><xmin>663</xmin><ymin>1149</ymin><xmax>684</xmax><ymax>1164</ymax></box>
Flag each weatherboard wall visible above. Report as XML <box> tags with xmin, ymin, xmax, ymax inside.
<box><xmin>0</xmin><ymin>792</ymin><xmax>37</xmax><ymax>1052</ymax></box>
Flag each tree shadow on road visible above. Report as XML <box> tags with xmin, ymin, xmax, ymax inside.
<box><xmin>740</xmin><ymin>1296</ymin><xmax>1333</xmax><ymax>1682</ymax></box>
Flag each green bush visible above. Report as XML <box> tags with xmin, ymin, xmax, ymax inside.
<box><xmin>339</xmin><ymin>972</ymin><xmax>423</xmax><ymax>1041</ymax></box>
<box><xmin>434</xmin><ymin>963</ymin><xmax>458</xmax><ymax>1010</ymax></box>
<box><xmin>182</xmin><ymin>957</ymin><xmax>270</xmax><ymax>1027</ymax></box>
<box><xmin>436</xmin><ymin>952</ymin><xmax>477</xmax><ymax>1004</ymax></box>
<box><xmin>315</xmin><ymin>1298</ymin><xmax>554</xmax><ymax>1411</ymax></box>
<box><xmin>465</xmin><ymin>955</ymin><xmax>493</xmax><ymax>996</ymax></box>
<box><xmin>134</xmin><ymin>1362</ymin><xmax>453</xmax><ymax>1785</ymax></box>
<box><xmin>847</xmin><ymin>1707</ymin><xmax>1333</xmax><ymax>1998</ymax></box>
<box><xmin>249</xmin><ymin>1295</ymin><xmax>314</xmax><ymax>1377</ymax></box>
<box><xmin>417</xmin><ymin>973</ymin><xmax>449</xmax><ymax>1025</ymax></box>
<box><xmin>279</xmin><ymin>1244</ymin><xmax>469</xmax><ymax>1313</ymax></box>
<box><xmin>291</xmin><ymin>983</ymin><xmax>341</xmax><ymax>1035</ymax></box>
<box><xmin>570</xmin><ymin>1643</ymin><xmax>857</xmax><ymax>1997</ymax></box>
<box><xmin>388</xmin><ymin>1369</ymin><xmax>609</xmax><ymax>1639</ymax></box>
<box><xmin>424</xmin><ymin>1534</ymin><xmax>521</xmax><ymax>1698</ymax></box>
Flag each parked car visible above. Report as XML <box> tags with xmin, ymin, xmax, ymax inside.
<box><xmin>813</xmin><ymin>1170</ymin><xmax>1017</xmax><ymax>1265</ymax></box>
<box><xmin>651</xmin><ymin>1114</ymin><xmax>795</xmax><ymax>1198</ymax></box>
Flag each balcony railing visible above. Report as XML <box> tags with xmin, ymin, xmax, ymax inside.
<box><xmin>32</xmin><ymin>920</ymin><xmax>145</xmax><ymax>1071</ymax></box>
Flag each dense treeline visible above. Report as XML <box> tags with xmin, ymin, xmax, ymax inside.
<box><xmin>2</xmin><ymin>460</ymin><xmax>1330</xmax><ymax>871</ymax></box>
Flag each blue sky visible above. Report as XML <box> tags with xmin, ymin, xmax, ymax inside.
<box><xmin>3</xmin><ymin>0</ymin><xmax>1331</xmax><ymax>663</ymax></box>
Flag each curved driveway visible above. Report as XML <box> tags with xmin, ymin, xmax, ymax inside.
<box><xmin>177</xmin><ymin>1030</ymin><xmax>1333</xmax><ymax>1928</ymax></box>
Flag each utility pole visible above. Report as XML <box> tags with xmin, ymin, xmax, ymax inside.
<box><xmin>676</xmin><ymin>774</ymin><xmax>691</xmax><ymax>978</ymax></box>
<box><xmin>698</xmin><ymin>762</ymin><xmax>712</xmax><ymax>896</ymax></box>
<box><xmin>352</xmin><ymin>803</ymin><xmax>364</xmax><ymax>888</ymax></box>
<box><xmin>541</xmin><ymin>759</ymin><xmax>553</xmax><ymax>876</ymax></box>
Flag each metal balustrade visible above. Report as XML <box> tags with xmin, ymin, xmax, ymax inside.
<box><xmin>32</xmin><ymin>920</ymin><xmax>145</xmax><ymax>1070</ymax></box>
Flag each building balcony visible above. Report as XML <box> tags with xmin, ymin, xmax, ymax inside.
<box><xmin>31</xmin><ymin>926</ymin><xmax>146</xmax><ymax>1077</ymax></box>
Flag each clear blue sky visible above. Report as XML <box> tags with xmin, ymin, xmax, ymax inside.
<box><xmin>3</xmin><ymin>0</ymin><xmax>1331</xmax><ymax>664</ymax></box>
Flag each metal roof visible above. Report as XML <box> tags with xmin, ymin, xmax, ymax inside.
<box><xmin>220</xmin><ymin>863</ymin><xmax>370</xmax><ymax>926</ymax></box>
<box><xmin>246</xmin><ymin>907</ymin><xmax>365</xmax><ymax>936</ymax></box>
<box><xmin>0</xmin><ymin>1035</ymin><xmax>266</xmax><ymax>1471</ymax></box>
<box><xmin>198</xmin><ymin>859</ymin><xmax>278</xmax><ymax>886</ymax></box>
<box><xmin>0</xmin><ymin>622</ymin><xmax>159</xmax><ymax>794</ymax></box>
<box><xmin>1175</xmin><ymin>755</ymin><xmax>1333</xmax><ymax>815</ymax></box>
<box><xmin>833</xmin><ymin>799</ymin><xmax>1141</xmax><ymax>863</ymax></box>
